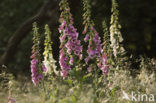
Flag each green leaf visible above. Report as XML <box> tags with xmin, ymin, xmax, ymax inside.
<box><xmin>71</xmin><ymin>95</ymin><xmax>77</xmax><ymax>103</ymax></box>
<box><xmin>65</xmin><ymin>79</ymin><xmax>73</xmax><ymax>85</ymax></box>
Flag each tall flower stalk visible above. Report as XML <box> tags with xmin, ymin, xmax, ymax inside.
<box><xmin>82</xmin><ymin>0</ymin><xmax>108</xmax><ymax>74</ymax></box>
<box><xmin>110</xmin><ymin>0</ymin><xmax>125</xmax><ymax>58</ymax></box>
<box><xmin>110</xmin><ymin>0</ymin><xmax>128</xmax><ymax>69</ymax></box>
<box><xmin>30</xmin><ymin>22</ymin><xmax>43</xmax><ymax>85</ymax></box>
<box><xmin>43</xmin><ymin>24</ymin><xmax>58</xmax><ymax>75</ymax></box>
<box><xmin>59</xmin><ymin>0</ymin><xmax>82</xmax><ymax>78</ymax></box>
<box><xmin>102</xmin><ymin>21</ymin><xmax>111</xmax><ymax>56</ymax></box>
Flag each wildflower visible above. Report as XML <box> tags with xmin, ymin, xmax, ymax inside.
<box><xmin>30</xmin><ymin>51</ymin><xmax>39</xmax><ymax>85</ymax></box>
<box><xmin>8</xmin><ymin>97</ymin><xmax>16</xmax><ymax>103</ymax></box>
<box><xmin>84</xmin><ymin>34</ymin><xmax>89</xmax><ymax>42</ymax></box>
<box><xmin>42</xmin><ymin>64</ymin><xmax>47</xmax><ymax>72</ymax></box>
<box><xmin>110</xmin><ymin>0</ymin><xmax>125</xmax><ymax>58</ymax></box>
<box><xmin>59</xmin><ymin>21</ymin><xmax>66</xmax><ymax>32</ymax></box>
<box><xmin>87</xmin><ymin>66</ymin><xmax>92</xmax><ymax>72</ymax></box>
<box><xmin>100</xmin><ymin>54</ymin><xmax>109</xmax><ymax>75</ymax></box>
<box><xmin>43</xmin><ymin>24</ymin><xmax>58</xmax><ymax>75</ymax></box>
<box><xmin>30</xmin><ymin>22</ymin><xmax>44</xmax><ymax>85</ymax></box>
<box><xmin>84</xmin><ymin>27</ymin><xmax>102</xmax><ymax>63</ymax></box>
<box><xmin>82</xmin><ymin>26</ymin><xmax>87</xmax><ymax>34</ymax></box>
<box><xmin>37</xmin><ymin>73</ymin><xmax>43</xmax><ymax>80</ymax></box>
<box><xmin>59</xmin><ymin>0</ymin><xmax>82</xmax><ymax>78</ymax></box>
<box><xmin>61</xmin><ymin>70</ymin><xmax>68</xmax><ymax>79</ymax></box>
<box><xmin>59</xmin><ymin>49</ymin><xmax>71</xmax><ymax>70</ymax></box>
<box><xmin>82</xmin><ymin>0</ymin><xmax>108</xmax><ymax>74</ymax></box>
<box><xmin>69</xmin><ymin>56</ymin><xmax>74</xmax><ymax>65</ymax></box>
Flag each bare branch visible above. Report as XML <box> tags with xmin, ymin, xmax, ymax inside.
<box><xmin>0</xmin><ymin>0</ymin><xmax>59</xmax><ymax>65</ymax></box>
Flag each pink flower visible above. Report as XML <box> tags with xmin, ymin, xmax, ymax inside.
<box><xmin>8</xmin><ymin>97</ymin><xmax>16</xmax><ymax>103</ymax></box>
<box><xmin>101</xmin><ymin>65</ymin><xmax>108</xmax><ymax>75</ymax></box>
<box><xmin>84</xmin><ymin>34</ymin><xmax>89</xmax><ymax>42</ymax></box>
<box><xmin>32</xmin><ymin>77</ymin><xmax>39</xmax><ymax>86</ymax></box>
<box><xmin>31</xmin><ymin>59</ymin><xmax>38</xmax><ymax>65</ymax></box>
<box><xmin>60</xmin><ymin>34</ymin><xmax>66</xmax><ymax>42</ymax></box>
<box><xmin>42</xmin><ymin>65</ymin><xmax>47</xmax><ymax>72</ymax></box>
<box><xmin>59</xmin><ymin>20</ymin><xmax>66</xmax><ymax>32</ymax></box>
<box><xmin>61</xmin><ymin>70</ymin><xmax>68</xmax><ymax>79</ymax></box>
<box><xmin>87</xmin><ymin>66</ymin><xmax>92</xmax><ymax>72</ymax></box>
<box><xmin>82</xmin><ymin>26</ymin><xmax>87</xmax><ymax>34</ymax></box>
<box><xmin>100</xmin><ymin>54</ymin><xmax>109</xmax><ymax>75</ymax></box>
<box><xmin>37</xmin><ymin>73</ymin><xmax>43</xmax><ymax>80</ymax></box>
<box><xmin>85</xmin><ymin>57</ymin><xmax>90</xmax><ymax>64</ymax></box>
<box><xmin>69</xmin><ymin>57</ymin><xmax>74</xmax><ymax>65</ymax></box>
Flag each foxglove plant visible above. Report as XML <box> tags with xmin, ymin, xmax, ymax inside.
<box><xmin>109</xmin><ymin>0</ymin><xmax>128</xmax><ymax>70</ymax></box>
<box><xmin>101</xmin><ymin>21</ymin><xmax>115</xmax><ymax>74</ymax></box>
<box><xmin>59</xmin><ymin>0</ymin><xmax>82</xmax><ymax>78</ymax></box>
<box><xmin>110</xmin><ymin>0</ymin><xmax>125</xmax><ymax>58</ymax></box>
<box><xmin>30</xmin><ymin>22</ymin><xmax>44</xmax><ymax>85</ymax></box>
<box><xmin>43</xmin><ymin>24</ymin><xmax>58</xmax><ymax>75</ymax></box>
<box><xmin>82</xmin><ymin>0</ymin><xmax>108</xmax><ymax>74</ymax></box>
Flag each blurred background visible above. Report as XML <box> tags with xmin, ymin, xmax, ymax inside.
<box><xmin>0</xmin><ymin>0</ymin><xmax>156</xmax><ymax>75</ymax></box>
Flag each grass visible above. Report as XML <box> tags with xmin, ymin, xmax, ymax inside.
<box><xmin>0</xmin><ymin>62</ymin><xmax>156</xmax><ymax>103</ymax></box>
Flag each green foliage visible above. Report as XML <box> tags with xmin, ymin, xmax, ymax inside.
<box><xmin>0</xmin><ymin>65</ymin><xmax>14</xmax><ymax>90</ymax></box>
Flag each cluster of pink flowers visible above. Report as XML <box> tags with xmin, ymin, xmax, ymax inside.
<box><xmin>83</xmin><ymin>26</ymin><xmax>109</xmax><ymax>74</ymax></box>
<box><xmin>84</xmin><ymin>26</ymin><xmax>102</xmax><ymax>63</ymax></box>
<box><xmin>98</xmin><ymin>53</ymin><xmax>109</xmax><ymax>74</ymax></box>
<box><xmin>59</xmin><ymin>21</ymin><xmax>82</xmax><ymax>78</ymax></box>
<box><xmin>30</xmin><ymin>51</ymin><xmax>44</xmax><ymax>85</ymax></box>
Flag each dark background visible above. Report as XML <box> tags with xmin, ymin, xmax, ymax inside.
<box><xmin>0</xmin><ymin>0</ymin><xmax>156</xmax><ymax>75</ymax></box>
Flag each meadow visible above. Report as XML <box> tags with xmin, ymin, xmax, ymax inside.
<box><xmin>0</xmin><ymin>0</ymin><xmax>156</xmax><ymax>103</ymax></box>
